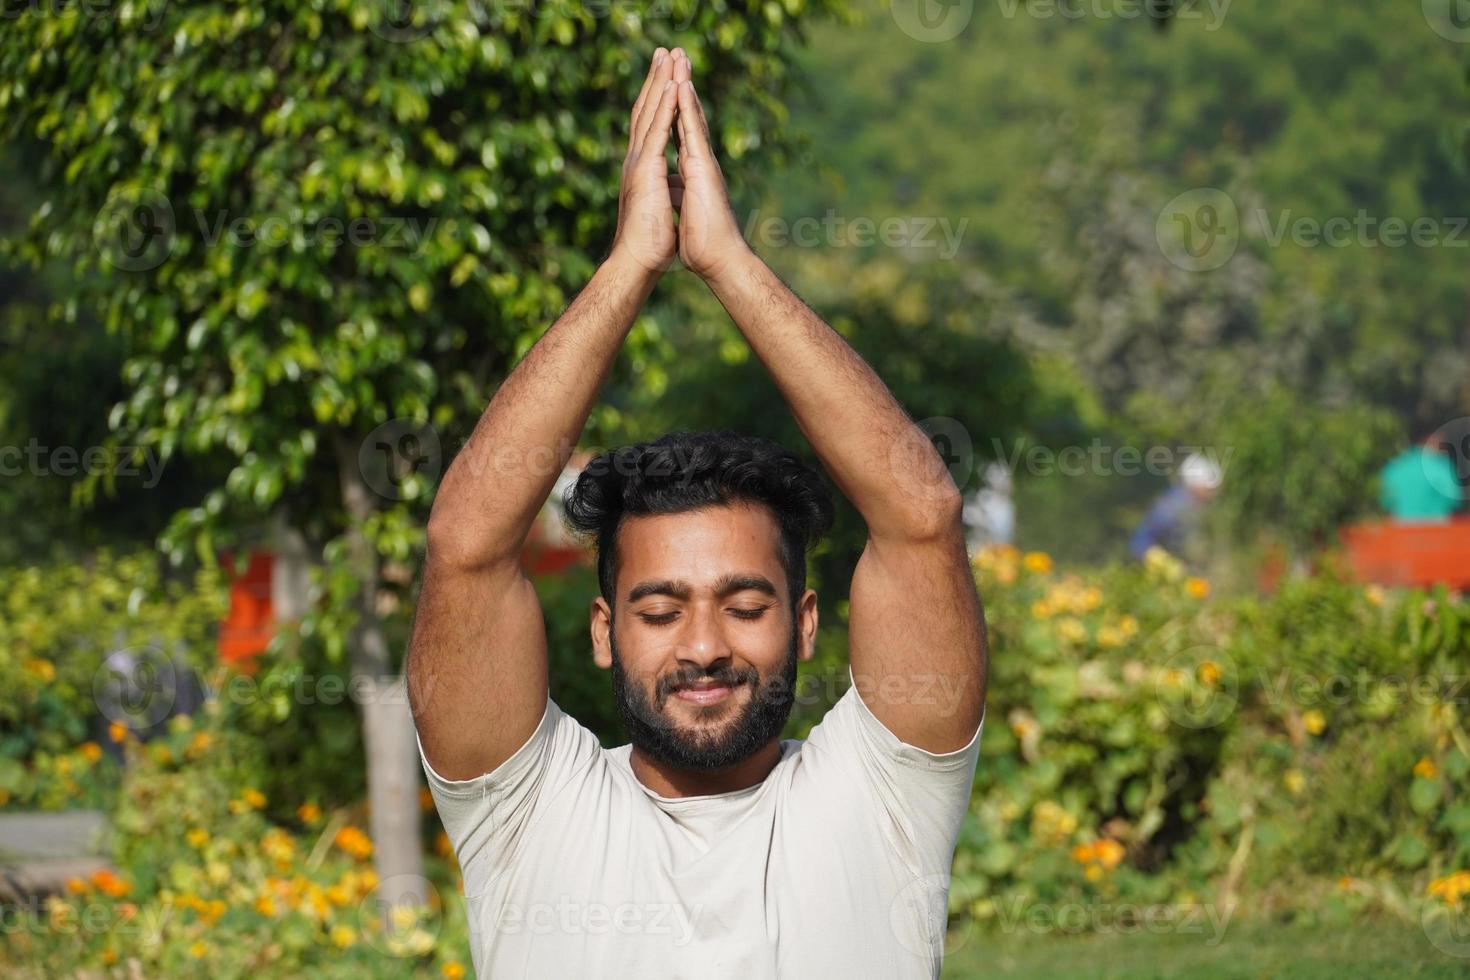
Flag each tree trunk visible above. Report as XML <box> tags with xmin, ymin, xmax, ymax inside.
<box><xmin>334</xmin><ymin>433</ymin><xmax>427</xmax><ymax>915</ymax></box>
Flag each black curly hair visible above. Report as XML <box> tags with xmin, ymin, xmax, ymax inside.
<box><xmin>562</xmin><ymin>430</ymin><xmax>835</xmax><ymax>609</ymax></box>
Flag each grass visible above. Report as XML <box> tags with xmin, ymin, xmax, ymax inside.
<box><xmin>941</xmin><ymin>915</ymin><xmax>1469</xmax><ymax>979</ymax></box>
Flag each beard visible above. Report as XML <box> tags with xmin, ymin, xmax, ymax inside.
<box><xmin>610</xmin><ymin>614</ymin><xmax>800</xmax><ymax>774</ymax></box>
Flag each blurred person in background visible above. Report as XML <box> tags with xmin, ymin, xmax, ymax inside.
<box><xmin>1378</xmin><ymin>427</ymin><xmax>1464</xmax><ymax>522</ymax></box>
<box><xmin>962</xmin><ymin>461</ymin><xmax>1015</xmax><ymax>555</ymax></box>
<box><xmin>1128</xmin><ymin>452</ymin><xmax>1223</xmax><ymax>560</ymax></box>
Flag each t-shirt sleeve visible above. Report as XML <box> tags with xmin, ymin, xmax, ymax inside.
<box><xmin>802</xmin><ymin>665</ymin><xmax>984</xmax><ymax>876</ymax></box>
<box><xmin>415</xmin><ymin>696</ymin><xmax>602</xmax><ymax>896</ymax></box>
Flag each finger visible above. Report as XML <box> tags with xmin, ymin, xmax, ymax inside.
<box><xmin>628</xmin><ymin>49</ymin><xmax>669</xmax><ymax>152</ymax></box>
<box><xmin>676</xmin><ymin>79</ymin><xmax>711</xmax><ymax>165</ymax></box>
<box><xmin>672</xmin><ymin>46</ymin><xmax>691</xmax><ymax>86</ymax></box>
<box><xmin>637</xmin><ymin>80</ymin><xmax>679</xmax><ymax>167</ymax></box>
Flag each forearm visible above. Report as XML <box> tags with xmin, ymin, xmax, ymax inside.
<box><xmin>706</xmin><ymin>252</ymin><xmax>961</xmax><ymax>538</ymax></box>
<box><xmin>427</xmin><ymin>253</ymin><xmax>658</xmax><ymax>566</ymax></box>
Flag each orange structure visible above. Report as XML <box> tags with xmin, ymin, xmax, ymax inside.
<box><xmin>218</xmin><ymin>551</ymin><xmax>275</xmax><ymax>671</ymax></box>
<box><xmin>1339</xmin><ymin>518</ymin><xmax>1470</xmax><ymax>590</ymax></box>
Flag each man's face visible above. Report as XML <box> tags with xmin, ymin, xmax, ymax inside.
<box><xmin>591</xmin><ymin>501</ymin><xmax>816</xmax><ymax>773</ymax></box>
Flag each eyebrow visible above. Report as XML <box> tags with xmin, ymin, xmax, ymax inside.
<box><xmin>625</xmin><ymin>573</ymin><xmax>780</xmax><ymax>605</ymax></box>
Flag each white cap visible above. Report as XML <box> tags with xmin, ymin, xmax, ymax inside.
<box><xmin>1181</xmin><ymin>453</ymin><xmax>1223</xmax><ymax>490</ymax></box>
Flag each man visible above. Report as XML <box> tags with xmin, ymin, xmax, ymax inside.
<box><xmin>1378</xmin><ymin>429</ymin><xmax>1463</xmax><ymax>522</ymax></box>
<box><xmin>1128</xmin><ymin>452</ymin><xmax>1222</xmax><ymax>560</ymax></box>
<box><xmin>406</xmin><ymin>47</ymin><xmax>988</xmax><ymax>979</ymax></box>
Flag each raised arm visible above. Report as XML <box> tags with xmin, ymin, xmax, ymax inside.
<box><xmin>407</xmin><ymin>51</ymin><xmax>680</xmax><ymax>781</ymax></box>
<box><xmin>669</xmin><ymin>59</ymin><xmax>987</xmax><ymax>752</ymax></box>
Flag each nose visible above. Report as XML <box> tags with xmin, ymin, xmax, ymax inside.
<box><xmin>672</xmin><ymin>601</ymin><xmax>733</xmax><ymax>673</ymax></box>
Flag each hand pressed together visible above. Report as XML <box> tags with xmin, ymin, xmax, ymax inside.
<box><xmin>608</xmin><ymin>48</ymin><xmax>751</xmax><ymax>281</ymax></box>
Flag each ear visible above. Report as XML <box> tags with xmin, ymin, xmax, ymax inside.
<box><xmin>796</xmin><ymin>588</ymin><xmax>819</xmax><ymax>662</ymax></box>
<box><xmin>591</xmin><ymin>596</ymin><xmax>613</xmax><ymax>669</ymax></box>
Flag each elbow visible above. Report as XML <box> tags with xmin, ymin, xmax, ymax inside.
<box><xmin>895</xmin><ymin>485</ymin><xmax>965</xmax><ymax>542</ymax></box>
<box><xmin>423</xmin><ymin>508</ymin><xmax>517</xmax><ymax>571</ymax></box>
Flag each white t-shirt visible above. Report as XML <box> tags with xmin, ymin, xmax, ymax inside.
<box><xmin>417</xmin><ymin>669</ymin><xmax>983</xmax><ymax>979</ymax></box>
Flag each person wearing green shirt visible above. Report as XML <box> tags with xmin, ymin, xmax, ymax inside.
<box><xmin>1379</xmin><ymin>433</ymin><xmax>1463</xmax><ymax>521</ymax></box>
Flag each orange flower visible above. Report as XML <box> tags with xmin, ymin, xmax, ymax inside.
<box><xmin>1093</xmin><ymin>839</ymin><xmax>1125</xmax><ymax>870</ymax></box>
<box><xmin>79</xmin><ymin>742</ymin><xmax>103</xmax><ymax>764</ymax></box>
<box><xmin>242</xmin><ymin>788</ymin><xmax>267</xmax><ymax>809</ymax></box>
<box><xmin>107</xmin><ymin>722</ymin><xmax>128</xmax><ymax>744</ymax></box>
<box><xmin>90</xmin><ymin>869</ymin><xmax>131</xmax><ymax>899</ymax></box>
<box><xmin>442</xmin><ymin>963</ymin><xmax>467</xmax><ymax>980</ymax></box>
<box><xmin>420</xmin><ymin>787</ymin><xmax>435</xmax><ymax>812</ymax></box>
<box><xmin>1185</xmin><ymin>577</ymin><xmax>1210</xmax><ymax>599</ymax></box>
<box><xmin>1023</xmin><ymin>552</ymin><xmax>1054</xmax><ymax>574</ymax></box>
<box><xmin>1198</xmin><ymin>661</ymin><xmax>1221</xmax><ymax>686</ymax></box>
<box><xmin>297</xmin><ymin>802</ymin><xmax>322</xmax><ymax>825</ymax></box>
<box><xmin>1413</xmin><ymin>757</ymin><xmax>1438</xmax><ymax>780</ymax></box>
<box><xmin>334</xmin><ymin>826</ymin><xmax>374</xmax><ymax>860</ymax></box>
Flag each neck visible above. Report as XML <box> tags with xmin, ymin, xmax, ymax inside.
<box><xmin>628</xmin><ymin>739</ymin><xmax>783</xmax><ymax>798</ymax></box>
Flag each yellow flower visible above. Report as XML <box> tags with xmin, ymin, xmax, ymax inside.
<box><xmin>1057</xmin><ymin>617</ymin><xmax>1087</xmax><ymax>644</ymax></box>
<box><xmin>186</xmin><ymin>828</ymin><xmax>209</xmax><ymax>849</ymax></box>
<box><xmin>298</xmin><ymin>802</ymin><xmax>322</xmax><ymax>825</ymax></box>
<box><xmin>330</xmin><ymin>924</ymin><xmax>357</xmax><ymax>948</ymax></box>
<box><xmin>1283</xmin><ymin>770</ymin><xmax>1306</xmax><ymax>795</ymax></box>
<box><xmin>435</xmin><ymin>831</ymin><xmax>454</xmax><ymax>859</ymax></box>
<box><xmin>1198</xmin><ymin>661</ymin><xmax>1221</xmax><ymax>686</ymax></box>
<box><xmin>242</xmin><ymin>788</ymin><xmax>267</xmax><ymax>809</ymax></box>
<box><xmin>1413</xmin><ymin>757</ymin><xmax>1438</xmax><ymax>779</ymax></box>
<box><xmin>1030</xmin><ymin>600</ymin><xmax>1053</xmax><ymax>620</ymax></box>
<box><xmin>189</xmin><ymin>941</ymin><xmax>209</xmax><ymax>959</ymax></box>
<box><xmin>79</xmin><ymin>742</ymin><xmax>103</xmax><ymax>764</ymax></box>
<box><xmin>1097</xmin><ymin>626</ymin><xmax>1124</xmax><ymax>649</ymax></box>
<box><xmin>1185</xmin><ymin>577</ymin><xmax>1211</xmax><ymax>599</ymax></box>
<box><xmin>24</xmin><ymin>658</ymin><xmax>56</xmax><ymax>682</ymax></box>
<box><xmin>420</xmin><ymin>787</ymin><xmax>435</xmax><ymax>812</ymax></box>
<box><xmin>442</xmin><ymin>963</ymin><xmax>467</xmax><ymax>980</ymax></box>
<box><xmin>65</xmin><ymin>877</ymin><xmax>89</xmax><ymax>895</ymax></box>
<box><xmin>1302</xmin><ymin>710</ymin><xmax>1326</xmax><ymax>736</ymax></box>
<box><xmin>254</xmin><ymin>895</ymin><xmax>277</xmax><ymax>917</ymax></box>
<box><xmin>1118</xmin><ymin>615</ymin><xmax>1139</xmax><ymax>638</ymax></box>
<box><xmin>187</xmin><ymin>731</ymin><xmax>213</xmax><ymax>758</ymax></box>
<box><xmin>1084</xmin><ymin>864</ymin><xmax>1103</xmax><ymax>882</ymax></box>
<box><xmin>1429</xmin><ymin>871</ymin><xmax>1470</xmax><ymax>904</ymax></box>
<box><xmin>1023</xmin><ymin>551</ymin><xmax>1054</xmax><ymax>574</ymax></box>
<box><xmin>1364</xmin><ymin>585</ymin><xmax>1385</xmax><ymax>607</ymax></box>
<box><xmin>108</xmin><ymin>721</ymin><xmax>129</xmax><ymax>743</ymax></box>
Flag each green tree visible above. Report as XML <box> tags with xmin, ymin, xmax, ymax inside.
<box><xmin>0</xmin><ymin>0</ymin><xmax>841</xmax><ymax>906</ymax></box>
